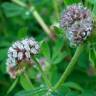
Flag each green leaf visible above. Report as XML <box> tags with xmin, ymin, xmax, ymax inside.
<box><xmin>80</xmin><ymin>90</ymin><xmax>96</xmax><ymax>96</ymax></box>
<box><xmin>1</xmin><ymin>2</ymin><xmax>26</xmax><ymax>17</ymax></box>
<box><xmin>40</xmin><ymin>42</ymin><xmax>51</xmax><ymax>61</ymax></box>
<box><xmin>17</xmin><ymin>27</ymin><xmax>28</xmax><ymax>39</ymax></box>
<box><xmin>50</xmin><ymin>65</ymin><xmax>60</xmax><ymax>85</ymax></box>
<box><xmin>86</xmin><ymin>0</ymin><xmax>96</xmax><ymax>5</ymax></box>
<box><xmin>63</xmin><ymin>82</ymin><xmax>83</xmax><ymax>92</ymax></box>
<box><xmin>7</xmin><ymin>78</ymin><xmax>18</xmax><ymax>95</ymax></box>
<box><xmin>0</xmin><ymin>41</ymin><xmax>10</xmax><ymax>48</ymax></box>
<box><xmin>52</xmin><ymin>38</ymin><xmax>68</xmax><ymax>64</ymax></box>
<box><xmin>64</xmin><ymin>0</ymin><xmax>80</xmax><ymax>6</ymax></box>
<box><xmin>93</xmin><ymin>48</ymin><xmax>96</xmax><ymax>56</ymax></box>
<box><xmin>93</xmin><ymin>5</ymin><xmax>96</xmax><ymax>15</ymax></box>
<box><xmin>52</xmin><ymin>51</ymin><xmax>67</xmax><ymax>64</ymax></box>
<box><xmin>85</xmin><ymin>0</ymin><xmax>95</xmax><ymax>10</ymax></box>
<box><xmin>0</xmin><ymin>49</ymin><xmax>7</xmax><ymax>61</ymax></box>
<box><xmin>92</xmin><ymin>5</ymin><xmax>96</xmax><ymax>16</ymax></box>
<box><xmin>78</xmin><ymin>50</ymin><xmax>89</xmax><ymax>70</ymax></box>
<box><xmin>65</xmin><ymin>91</ymin><xmax>79</xmax><ymax>96</ymax></box>
<box><xmin>14</xmin><ymin>86</ymin><xmax>48</xmax><ymax>96</ymax></box>
<box><xmin>20</xmin><ymin>73</ymin><xmax>33</xmax><ymax>90</ymax></box>
<box><xmin>26</xmin><ymin>68</ymin><xmax>37</xmax><ymax>79</ymax></box>
<box><xmin>89</xmin><ymin>49</ymin><xmax>96</xmax><ymax>68</ymax></box>
<box><xmin>52</xmin><ymin>38</ymin><xmax>63</xmax><ymax>58</ymax></box>
<box><xmin>53</xmin><ymin>27</ymin><xmax>64</xmax><ymax>37</ymax></box>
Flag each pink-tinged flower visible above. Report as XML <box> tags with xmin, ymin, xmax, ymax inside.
<box><xmin>60</xmin><ymin>3</ymin><xmax>93</xmax><ymax>46</ymax></box>
<box><xmin>6</xmin><ymin>37</ymin><xmax>40</xmax><ymax>79</ymax></box>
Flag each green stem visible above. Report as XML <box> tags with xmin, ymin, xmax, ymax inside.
<box><xmin>6</xmin><ymin>78</ymin><xmax>18</xmax><ymax>95</ymax></box>
<box><xmin>89</xmin><ymin>48</ymin><xmax>95</xmax><ymax>68</ymax></box>
<box><xmin>12</xmin><ymin>0</ymin><xmax>55</xmax><ymax>40</ymax></box>
<box><xmin>23</xmin><ymin>72</ymin><xmax>34</xmax><ymax>89</ymax></box>
<box><xmin>33</xmin><ymin>57</ymin><xmax>52</xmax><ymax>88</ymax></box>
<box><xmin>52</xmin><ymin>0</ymin><xmax>60</xmax><ymax>20</ymax></box>
<box><xmin>21</xmin><ymin>72</ymin><xmax>39</xmax><ymax>96</ymax></box>
<box><xmin>29</xmin><ymin>6</ymin><xmax>55</xmax><ymax>40</ymax></box>
<box><xmin>53</xmin><ymin>44</ymin><xmax>84</xmax><ymax>90</ymax></box>
<box><xmin>0</xmin><ymin>8</ymin><xmax>8</xmax><ymax>37</ymax></box>
<box><xmin>63</xmin><ymin>0</ymin><xmax>68</xmax><ymax>7</ymax></box>
<box><xmin>6</xmin><ymin>72</ymin><xmax>33</xmax><ymax>95</ymax></box>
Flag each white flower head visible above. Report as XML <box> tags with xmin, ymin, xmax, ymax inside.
<box><xmin>6</xmin><ymin>37</ymin><xmax>40</xmax><ymax>79</ymax></box>
<box><xmin>60</xmin><ymin>3</ymin><xmax>93</xmax><ymax>46</ymax></box>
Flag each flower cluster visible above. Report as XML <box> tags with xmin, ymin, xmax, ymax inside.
<box><xmin>60</xmin><ymin>3</ymin><xmax>93</xmax><ymax>46</ymax></box>
<box><xmin>6</xmin><ymin>37</ymin><xmax>40</xmax><ymax>79</ymax></box>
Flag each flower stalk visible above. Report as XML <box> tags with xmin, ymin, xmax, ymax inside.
<box><xmin>33</xmin><ymin>57</ymin><xmax>52</xmax><ymax>89</ymax></box>
<box><xmin>53</xmin><ymin>44</ymin><xmax>84</xmax><ymax>90</ymax></box>
<box><xmin>6</xmin><ymin>78</ymin><xmax>18</xmax><ymax>95</ymax></box>
<box><xmin>23</xmin><ymin>72</ymin><xmax>34</xmax><ymax>89</ymax></box>
<box><xmin>11</xmin><ymin>0</ymin><xmax>56</xmax><ymax>41</ymax></box>
<box><xmin>52</xmin><ymin>0</ymin><xmax>60</xmax><ymax>20</ymax></box>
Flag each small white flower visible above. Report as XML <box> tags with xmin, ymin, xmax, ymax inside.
<box><xmin>22</xmin><ymin>40</ymin><xmax>30</xmax><ymax>51</ymax></box>
<box><xmin>11</xmin><ymin>59</ymin><xmax>16</xmax><ymax>66</ymax></box>
<box><xmin>8</xmin><ymin>52</ymin><xmax>12</xmax><ymax>58</ymax></box>
<box><xmin>31</xmin><ymin>48</ymin><xmax>38</xmax><ymax>54</ymax></box>
<box><xmin>24</xmin><ymin>44</ymin><xmax>30</xmax><ymax>51</ymax></box>
<box><xmin>25</xmin><ymin>51</ymin><xmax>30</xmax><ymax>59</ymax></box>
<box><xmin>18</xmin><ymin>52</ymin><xmax>23</xmax><ymax>60</ymax></box>
<box><xmin>15</xmin><ymin>42</ymin><xmax>24</xmax><ymax>50</ymax></box>
<box><xmin>35</xmin><ymin>44</ymin><xmax>40</xmax><ymax>50</ymax></box>
<box><xmin>29</xmin><ymin>39</ymin><xmax>35</xmax><ymax>46</ymax></box>
<box><xmin>12</xmin><ymin>50</ymin><xmax>17</xmax><ymax>58</ymax></box>
<box><xmin>9</xmin><ymin>47</ymin><xmax>14</xmax><ymax>52</ymax></box>
<box><xmin>6</xmin><ymin>59</ymin><xmax>10</xmax><ymax>66</ymax></box>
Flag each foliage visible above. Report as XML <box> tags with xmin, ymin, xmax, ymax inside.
<box><xmin>0</xmin><ymin>0</ymin><xmax>96</xmax><ymax>96</ymax></box>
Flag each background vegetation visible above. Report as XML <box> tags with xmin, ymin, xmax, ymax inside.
<box><xmin>0</xmin><ymin>0</ymin><xmax>96</xmax><ymax>96</ymax></box>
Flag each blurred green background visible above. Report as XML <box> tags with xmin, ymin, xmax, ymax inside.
<box><xmin>0</xmin><ymin>0</ymin><xmax>96</xmax><ymax>96</ymax></box>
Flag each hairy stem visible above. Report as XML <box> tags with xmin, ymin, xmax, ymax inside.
<box><xmin>53</xmin><ymin>44</ymin><xmax>84</xmax><ymax>90</ymax></box>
